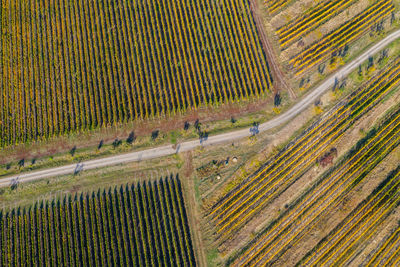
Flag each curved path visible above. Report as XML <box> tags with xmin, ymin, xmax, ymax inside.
<box><xmin>1</xmin><ymin>30</ymin><xmax>400</xmax><ymax>187</ymax></box>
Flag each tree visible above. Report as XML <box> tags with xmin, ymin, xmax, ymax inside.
<box><xmin>184</xmin><ymin>121</ymin><xmax>190</xmax><ymax>131</ymax></box>
<box><xmin>112</xmin><ymin>138</ymin><xmax>122</xmax><ymax>148</ymax></box>
<box><xmin>333</xmin><ymin>77</ymin><xmax>339</xmax><ymax>91</ymax></box>
<box><xmin>274</xmin><ymin>93</ymin><xmax>281</xmax><ymax>107</ymax></box>
<box><xmin>199</xmin><ymin>131</ymin><xmax>209</xmax><ymax>144</ymax></box>
<box><xmin>18</xmin><ymin>159</ymin><xmax>25</xmax><ymax>168</ymax></box>
<box><xmin>318</xmin><ymin>64</ymin><xmax>326</xmax><ymax>74</ymax></box>
<box><xmin>70</xmin><ymin>146</ymin><xmax>77</xmax><ymax>157</ymax></box>
<box><xmin>151</xmin><ymin>130</ymin><xmax>159</xmax><ymax>140</ymax></box>
<box><xmin>340</xmin><ymin>78</ymin><xmax>347</xmax><ymax>90</ymax></box>
<box><xmin>194</xmin><ymin>119</ymin><xmax>201</xmax><ymax>131</ymax></box>
<box><xmin>367</xmin><ymin>56</ymin><xmax>374</xmax><ymax>69</ymax></box>
<box><xmin>299</xmin><ymin>78</ymin><xmax>305</xmax><ymax>88</ymax></box>
<box><xmin>341</xmin><ymin>44</ymin><xmax>349</xmax><ymax>57</ymax></box>
<box><xmin>98</xmin><ymin>140</ymin><xmax>104</xmax><ymax>150</ymax></box>
<box><xmin>391</xmin><ymin>11</ymin><xmax>396</xmax><ymax>25</ymax></box>
<box><xmin>126</xmin><ymin>131</ymin><xmax>136</xmax><ymax>144</ymax></box>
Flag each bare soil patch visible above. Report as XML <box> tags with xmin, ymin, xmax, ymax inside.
<box><xmin>181</xmin><ymin>151</ymin><xmax>208</xmax><ymax>267</ymax></box>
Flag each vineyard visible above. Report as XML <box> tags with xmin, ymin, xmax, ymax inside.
<box><xmin>0</xmin><ymin>0</ymin><xmax>272</xmax><ymax>148</ymax></box>
<box><xmin>208</xmin><ymin>59</ymin><xmax>400</xmax><ymax>242</ymax></box>
<box><xmin>202</xmin><ymin>57</ymin><xmax>400</xmax><ymax>265</ymax></box>
<box><xmin>266</xmin><ymin>0</ymin><xmax>396</xmax><ymax>76</ymax></box>
<box><xmin>277</xmin><ymin>0</ymin><xmax>358</xmax><ymax>48</ymax></box>
<box><xmin>291</xmin><ymin>0</ymin><xmax>395</xmax><ymax>75</ymax></box>
<box><xmin>0</xmin><ymin>175</ymin><xmax>196</xmax><ymax>266</ymax></box>
<box><xmin>233</xmin><ymin>107</ymin><xmax>400</xmax><ymax>265</ymax></box>
<box><xmin>298</xmin><ymin>165</ymin><xmax>400</xmax><ymax>266</ymax></box>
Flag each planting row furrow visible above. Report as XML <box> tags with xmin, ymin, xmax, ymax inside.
<box><xmin>291</xmin><ymin>0</ymin><xmax>394</xmax><ymax>75</ymax></box>
<box><xmin>278</xmin><ymin>0</ymin><xmax>357</xmax><ymax>48</ymax></box>
<box><xmin>0</xmin><ymin>175</ymin><xmax>196</xmax><ymax>266</ymax></box>
<box><xmin>210</xmin><ymin>61</ymin><xmax>400</xmax><ymax>242</ymax></box>
<box><xmin>234</xmin><ymin>103</ymin><xmax>400</xmax><ymax>266</ymax></box>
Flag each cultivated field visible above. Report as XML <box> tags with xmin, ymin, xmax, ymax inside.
<box><xmin>290</xmin><ymin>0</ymin><xmax>395</xmax><ymax>75</ymax></box>
<box><xmin>233</xmin><ymin>106</ymin><xmax>400</xmax><ymax>266</ymax></box>
<box><xmin>2</xmin><ymin>0</ymin><xmax>400</xmax><ymax>266</ymax></box>
<box><xmin>0</xmin><ymin>175</ymin><xmax>196</xmax><ymax>266</ymax></box>
<box><xmin>203</xmin><ymin>56</ymin><xmax>400</xmax><ymax>265</ymax></box>
<box><xmin>265</xmin><ymin>0</ymin><xmax>398</xmax><ymax>78</ymax></box>
<box><xmin>0</xmin><ymin>0</ymin><xmax>272</xmax><ymax>148</ymax></box>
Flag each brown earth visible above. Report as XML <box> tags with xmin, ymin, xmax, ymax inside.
<box><xmin>277</xmin><ymin>143</ymin><xmax>400</xmax><ymax>266</ymax></box>
<box><xmin>250</xmin><ymin>0</ymin><xmax>295</xmax><ymax>98</ymax></box>
<box><xmin>0</xmin><ymin>95</ymin><xmax>274</xmax><ymax>165</ymax></box>
<box><xmin>181</xmin><ymin>151</ymin><xmax>208</xmax><ymax>267</ymax></box>
<box><xmin>207</xmin><ymin>82</ymin><xmax>400</xmax><ymax>261</ymax></box>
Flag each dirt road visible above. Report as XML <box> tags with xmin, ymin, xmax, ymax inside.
<box><xmin>1</xmin><ymin>30</ymin><xmax>400</xmax><ymax>187</ymax></box>
<box><xmin>249</xmin><ymin>0</ymin><xmax>295</xmax><ymax>98</ymax></box>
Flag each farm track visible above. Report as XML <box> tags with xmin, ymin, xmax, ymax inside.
<box><xmin>292</xmin><ymin>0</ymin><xmax>394</xmax><ymax>75</ymax></box>
<box><xmin>233</xmin><ymin>104</ymin><xmax>400</xmax><ymax>266</ymax></box>
<box><xmin>278</xmin><ymin>0</ymin><xmax>357</xmax><ymax>48</ymax></box>
<box><xmin>250</xmin><ymin>0</ymin><xmax>291</xmax><ymax>96</ymax></box>
<box><xmin>299</xmin><ymin>166</ymin><xmax>400</xmax><ymax>266</ymax></box>
<box><xmin>209</xmin><ymin>61</ymin><xmax>400</xmax><ymax>242</ymax></box>
<box><xmin>2</xmin><ymin>30</ymin><xmax>400</xmax><ymax>187</ymax></box>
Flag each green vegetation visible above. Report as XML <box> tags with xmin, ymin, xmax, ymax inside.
<box><xmin>0</xmin><ymin>0</ymin><xmax>272</xmax><ymax>148</ymax></box>
<box><xmin>0</xmin><ymin>175</ymin><xmax>196</xmax><ymax>266</ymax></box>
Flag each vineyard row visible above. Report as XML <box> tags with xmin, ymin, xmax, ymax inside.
<box><xmin>0</xmin><ymin>175</ymin><xmax>196</xmax><ymax>266</ymax></box>
<box><xmin>234</xmin><ymin>96</ymin><xmax>400</xmax><ymax>266</ymax></box>
<box><xmin>299</xmin><ymin>165</ymin><xmax>400</xmax><ymax>266</ymax></box>
<box><xmin>0</xmin><ymin>0</ymin><xmax>272</xmax><ymax>148</ymax></box>
<box><xmin>265</xmin><ymin>0</ymin><xmax>292</xmax><ymax>14</ymax></box>
<box><xmin>277</xmin><ymin>0</ymin><xmax>357</xmax><ymax>48</ymax></box>
<box><xmin>291</xmin><ymin>0</ymin><xmax>394</xmax><ymax>75</ymax></box>
<box><xmin>209</xmin><ymin>59</ymin><xmax>400</xmax><ymax>244</ymax></box>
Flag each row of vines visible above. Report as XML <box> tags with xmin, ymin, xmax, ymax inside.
<box><xmin>266</xmin><ymin>0</ymin><xmax>395</xmax><ymax>75</ymax></box>
<box><xmin>276</xmin><ymin>0</ymin><xmax>358</xmax><ymax>48</ymax></box>
<box><xmin>299</xmin><ymin>165</ymin><xmax>400</xmax><ymax>266</ymax></box>
<box><xmin>230</xmin><ymin>88</ymin><xmax>400</xmax><ymax>266</ymax></box>
<box><xmin>0</xmin><ymin>175</ymin><xmax>196</xmax><ymax>266</ymax></box>
<box><xmin>0</xmin><ymin>0</ymin><xmax>272</xmax><ymax>148</ymax></box>
<box><xmin>291</xmin><ymin>0</ymin><xmax>394</xmax><ymax>75</ymax></box>
<box><xmin>208</xmin><ymin>59</ymin><xmax>400</xmax><ymax>247</ymax></box>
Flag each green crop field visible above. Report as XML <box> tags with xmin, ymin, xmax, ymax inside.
<box><xmin>0</xmin><ymin>0</ymin><xmax>272</xmax><ymax>148</ymax></box>
<box><xmin>0</xmin><ymin>175</ymin><xmax>196</xmax><ymax>266</ymax></box>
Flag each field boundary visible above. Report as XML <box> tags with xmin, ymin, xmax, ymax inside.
<box><xmin>1</xmin><ymin>30</ymin><xmax>400</xmax><ymax>186</ymax></box>
<box><xmin>249</xmin><ymin>0</ymin><xmax>294</xmax><ymax>97</ymax></box>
